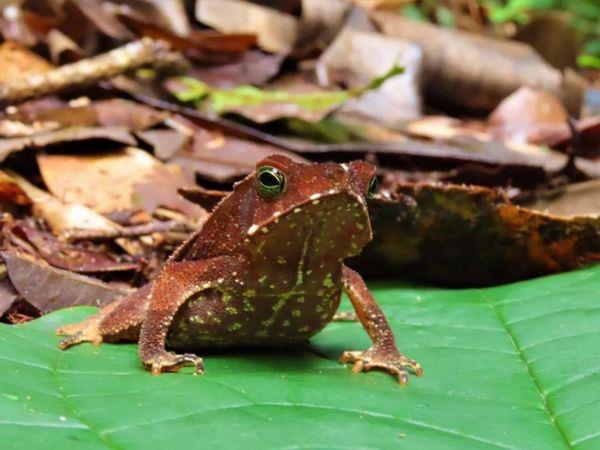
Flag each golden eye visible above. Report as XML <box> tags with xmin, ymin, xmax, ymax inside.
<box><xmin>366</xmin><ymin>176</ymin><xmax>378</xmax><ymax>198</ymax></box>
<box><xmin>256</xmin><ymin>166</ymin><xmax>286</xmax><ymax>199</ymax></box>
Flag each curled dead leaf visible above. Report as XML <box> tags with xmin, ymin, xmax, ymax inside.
<box><xmin>351</xmin><ymin>182</ymin><xmax>600</xmax><ymax>285</ymax></box>
<box><xmin>3</xmin><ymin>252</ymin><xmax>129</xmax><ymax>313</ymax></box>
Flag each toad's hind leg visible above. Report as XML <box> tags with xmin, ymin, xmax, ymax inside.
<box><xmin>57</xmin><ymin>283</ymin><xmax>152</xmax><ymax>349</ymax></box>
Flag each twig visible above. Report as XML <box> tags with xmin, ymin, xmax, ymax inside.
<box><xmin>64</xmin><ymin>220</ymin><xmax>194</xmax><ymax>241</ymax></box>
<box><xmin>0</xmin><ymin>38</ymin><xmax>181</xmax><ymax>107</ymax></box>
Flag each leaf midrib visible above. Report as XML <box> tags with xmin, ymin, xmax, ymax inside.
<box><xmin>482</xmin><ymin>291</ymin><xmax>572</xmax><ymax>450</ymax></box>
<box><xmin>52</xmin><ymin>345</ymin><xmax>121</xmax><ymax>450</ymax></box>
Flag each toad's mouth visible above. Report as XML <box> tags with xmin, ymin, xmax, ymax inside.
<box><xmin>285</xmin><ymin>191</ymin><xmax>372</xmax><ymax>260</ymax></box>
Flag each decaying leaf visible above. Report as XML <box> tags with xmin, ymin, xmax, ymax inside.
<box><xmin>172</xmin><ymin>127</ymin><xmax>308</xmax><ymax>184</ymax></box>
<box><xmin>0</xmin><ymin>279</ymin><xmax>18</xmax><ymax>317</ymax></box>
<box><xmin>351</xmin><ymin>182</ymin><xmax>600</xmax><ymax>285</ymax></box>
<box><xmin>186</xmin><ymin>50</ymin><xmax>283</xmax><ymax>88</ymax></box>
<box><xmin>37</xmin><ymin>147</ymin><xmax>205</xmax><ymax>219</ymax></box>
<box><xmin>112</xmin><ymin>0</ymin><xmax>190</xmax><ymax>37</ymax></box>
<box><xmin>298</xmin><ymin>0</ymin><xmax>349</xmax><ymax>51</ymax></box>
<box><xmin>0</xmin><ymin>98</ymin><xmax>168</xmax><ymax>138</ymax></box>
<box><xmin>3</xmin><ymin>170</ymin><xmax>120</xmax><ymax>235</ymax></box>
<box><xmin>122</xmin><ymin>15</ymin><xmax>256</xmax><ymax>62</ymax></box>
<box><xmin>196</xmin><ymin>0</ymin><xmax>298</xmax><ymax>54</ymax></box>
<box><xmin>46</xmin><ymin>29</ymin><xmax>83</xmax><ymax>64</ymax></box>
<box><xmin>405</xmin><ymin>115</ymin><xmax>567</xmax><ymax>173</ymax></box>
<box><xmin>12</xmin><ymin>221</ymin><xmax>138</xmax><ymax>273</ymax></box>
<box><xmin>0</xmin><ymin>41</ymin><xmax>53</xmax><ymax>84</ymax></box>
<box><xmin>488</xmin><ymin>87</ymin><xmax>568</xmax><ymax>145</ymax></box>
<box><xmin>137</xmin><ymin>129</ymin><xmax>189</xmax><ymax>160</ymax></box>
<box><xmin>70</xmin><ymin>0</ymin><xmax>135</xmax><ymax>40</ymax></box>
<box><xmin>3</xmin><ymin>252</ymin><xmax>128</xmax><ymax>312</ymax></box>
<box><xmin>317</xmin><ymin>27</ymin><xmax>423</xmax><ymax>126</ymax></box>
<box><xmin>371</xmin><ymin>12</ymin><xmax>586</xmax><ymax>115</ymax></box>
<box><xmin>0</xmin><ymin>171</ymin><xmax>30</xmax><ymax>205</ymax></box>
<box><xmin>0</xmin><ymin>126</ymin><xmax>136</xmax><ymax>163</ymax></box>
<box><xmin>177</xmin><ymin>185</ymin><xmax>228</xmax><ymax>211</ymax></box>
<box><xmin>529</xmin><ymin>180</ymin><xmax>600</xmax><ymax>216</ymax></box>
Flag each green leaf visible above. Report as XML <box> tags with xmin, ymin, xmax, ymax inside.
<box><xmin>1</xmin><ymin>265</ymin><xmax>599</xmax><ymax>449</ymax></box>
<box><xmin>578</xmin><ymin>54</ymin><xmax>600</xmax><ymax>69</ymax></box>
<box><xmin>173</xmin><ymin>65</ymin><xmax>404</xmax><ymax>119</ymax></box>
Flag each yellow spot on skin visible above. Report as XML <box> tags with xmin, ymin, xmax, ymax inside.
<box><xmin>323</xmin><ymin>273</ymin><xmax>334</xmax><ymax>288</ymax></box>
<box><xmin>243</xmin><ymin>289</ymin><xmax>256</xmax><ymax>298</ymax></box>
<box><xmin>356</xmin><ymin>223</ymin><xmax>364</xmax><ymax>230</ymax></box>
<box><xmin>229</xmin><ymin>323</ymin><xmax>242</xmax><ymax>331</ymax></box>
<box><xmin>292</xmin><ymin>310</ymin><xmax>301</xmax><ymax>317</ymax></box>
<box><xmin>299</xmin><ymin>326</ymin><xmax>309</xmax><ymax>332</ymax></box>
<box><xmin>282</xmin><ymin>320</ymin><xmax>290</xmax><ymax>327</ymax></box>
<box><xmin>259</xmin><ymin>275</ymin><xmax>267</xmax><ymax>284</ymax></box>
<box><xmin>277</xmin><ymin>256</ymin><xmax>286</xmax><ymax>265</ymax></box>
<box><xmin>261</xmin><ymin>227</ymin><xmax>269</xmax><ymax>234</ymax></box>
<box><xmin>226</xmin><ymin>306</ymin><xmax>238</xmax><ymax>314</ymax></box>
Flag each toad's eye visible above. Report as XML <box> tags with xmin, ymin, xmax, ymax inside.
<box><xmin>366</xmin><ymin>176</ymin><xmax>378</xmax><ymax>198</ymax></box>
<box><xmin>256</xmin><ymin>166</ymin><xmax>286</xmax><ymax>199</ymax></box>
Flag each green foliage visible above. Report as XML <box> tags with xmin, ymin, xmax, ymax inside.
<box><xmin>284</xmin><ymin>117</ymin><xmax>367</xmax><ymax>143</ymax></box>
<box><xmin>173</xmin><ymin>65</ymin><xmax>404</xmax><ymax>117</ymax></box>
<box><xmin>578</xmin><ymin>54</ymin><xmax>600</xmax><ymax>69</ymax></box>
<box><xmin>401</xmin><ymin>0</ymin><xmax>600</xmax><ymax>64</ymax></box>
<box><xmin>0</xmin><ymin>264</ymin><xmax>599</xmax><ymax>449</ymax></box>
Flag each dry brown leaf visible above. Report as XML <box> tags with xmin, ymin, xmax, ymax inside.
<box><xmin>37</xmin><ymin>147</ymin><xmax>205</xmax><ymax>218</ymax></box>
<box><xmin>488</xmin><ymin>87</ymin><xmax>568</xmax><ymax>145</ymax></box>
<box><xmin>137</xmin><ymin>129</ymin><xmax>189</xmax><ymax>160</ymax></box>
<box><xmin>0</xmin><ymin>171</ymin><xmax>30</xmax><ymax>205</ymax></box>
<box><xmin>92</xmin><ymin>99</ymin><xmax>169</xmax><ymax>131</ymax></box>
<box><xmin>196</xmin><ymin>0</ymin><xmax>298</xmax><ymax>54</ymax></box>
<box><xmin>3</xmin><ymin>252</ymin><xmax>128</xmax><ymax>313</ymax></box>
<box><xmin>3</xmin><ymin>170</ymin><xmax>119</xmax><ymax>235</ymax></box>
<box><xmin>173</xmin><ymin>128</ymin><xmax>308</xmax><ymax>184</ymax></box>
<box><xmin>298</xmin><ymin>0</ymin><xmax>349</xmax><ymax>50</ymax></box>
<box><xmin>46</xmin><ymin>29</ymin><xmax>84</xmax><ymax>63</ymax></box>
<box><xmin>371</xmin><ymin>12</ymin><xmax>585</xmax><ymax>116</ymax></box>
<box><xmin>12</xmin><ymin>221</ymin><xmax>139</xmax><ymax>274</ymax></box>
<box><xmin>186</xmin><ymin>51</ymin><xmax>283</xmax><ymax>88</ymax></box>
<box><xmin>0</xmin><ymin>126</ymin><xmax>136</xmax><ymax>163</ymax></box>
<box><xmin>0</xmin><ymin>279</ymin><xmax>19</xmax><ymax>318</ymax></box>
<box><xmin>406</xmin><ymin>115</ymin><xmax>568</xmax><ymax>173</ymax></box>
<box><xmin>529</xmin><ymin>180</ymin><xmax>600</xmax><ymax>216</ymax></box>
<box><xmin>70</xmin><ymin>0</ymin><xmax>135</xmax><ymax>40</ymax></box>
<box><xmin>347</xmin><ymin>0</ymin><xmax>411</xmax><ymax>10</ymax></box>
<box><xmin>0</xmin><ymin>41</ymin><xmax>53</xmax><ymax>84</ymax></box>
<box><xmin>317</xmin><ymin>27</ymin><xmax>423</xmax><ymax>126</ymax></box>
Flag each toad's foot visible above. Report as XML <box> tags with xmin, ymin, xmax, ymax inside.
<box><xmin>340</xmin><ymin>347</ymin><xmax>423</xmax><ymax>385</ymax></box>
<box><xmin>57</xmin><ymin>316</ymin><xmax>104</xmax><ymax>349</ymax></box>
<box><xmin>142</xmin><ymin>351</ymin><xmax>205</xmax><ymax>375</ymax></box>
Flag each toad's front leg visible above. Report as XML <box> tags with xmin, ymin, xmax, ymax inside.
<box><xmin>139</xmin><ymin>255</ymin><xmax>242</xmax><ymax>375</ymax></box>
<box><xmin>340</xmin><ymin>265</ymin><xmax>423</xmax><ymax>385</ymax></box>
